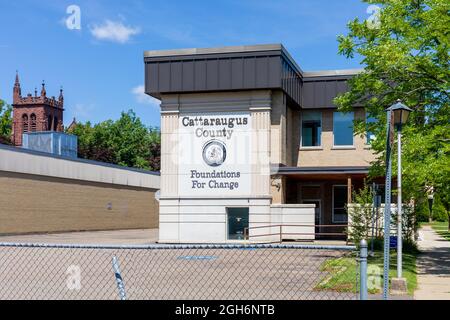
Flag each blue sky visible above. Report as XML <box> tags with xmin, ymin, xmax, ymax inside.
<box><xmin>0</xmin><ymin>0</ymin><xmax>370</xmax><ymax>127</ymax></box>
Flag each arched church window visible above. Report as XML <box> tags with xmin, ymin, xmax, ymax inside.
<box><xmin>22</xmin><ymin>114</ymin><xmax>29</xmax><ymax>133</ymax></box>
<box><xmin>54</xmin><ymin>117</ymin><xmax>58</xmax><ymax>131</ymax></box>
<box><xmin>47</xmin><ymin>115</ymin><xmax>52</xmax><ymax>131</ymax></box>
<box><xmin>30</xmin><ymin>114</ymin><xmax>37</xmax><ymax>132</ymax></box>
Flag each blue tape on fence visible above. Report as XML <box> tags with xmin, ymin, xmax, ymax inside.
<box><xmin>177</xmin><ymin>256</ymin><xmax>218</xmax><ymax>261</ymax></box>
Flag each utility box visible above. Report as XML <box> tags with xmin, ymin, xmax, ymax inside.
<box><xmin>22</xmin><ymin>132</ymin><xmax>78</xmax><ymax>158</ymax></box>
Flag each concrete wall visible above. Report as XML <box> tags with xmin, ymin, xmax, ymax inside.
<box><xmin>158</xmin><ymin>90</ymin><xmax>274</xmax><ymax>243</ymax></box>
<box><xmin>0</xmin><ymin>144</ymin><xmax>159</xmax><ymax>189</ymax></box>
<box><xmin>0</xmin><ymin>171</ymin><xmax>159</xmax><ymax>235</ymax></box>
<box><xmin>159</xmin><ymin>197</ymin><xmax>272</xmax><ymax>243</ymax></box>
<box><xmin>270</xmin><ymin>204</ymin><xmax>315</xmax><ymax>241</ymax></box>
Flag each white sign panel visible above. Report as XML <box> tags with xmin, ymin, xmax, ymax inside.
<box><xmin>178</xmin><ymin>112</ymin><xmax>252</xmax><ymax>196</ymax></box>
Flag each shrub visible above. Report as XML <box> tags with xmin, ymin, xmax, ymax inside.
<box><xmin>348</xmin><ymin>182</ymin><xmax>418</xmax><ymax>245</ymax></box>
<box><xmin>347</xmin><ymin>183</ymin><xmax>374</xmax><ymax>244</ymax></box>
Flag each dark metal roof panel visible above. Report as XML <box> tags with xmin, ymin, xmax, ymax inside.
<box><xmin>144</xmin><ymin>44</ymin><xmax>361</xmax><ymax>109</ymax></box>
<box><xmin>302</xmin><ymin>78</ymin><xmax>352</xmax><ymax>109</ymax></box>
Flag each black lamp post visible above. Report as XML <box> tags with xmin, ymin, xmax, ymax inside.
<box><xmin>388</xmin><ymin>100</ymin><xmax>413</xmax><ymax>245</ymax></box>
<box><xmin>385</xmin><ymin>100</ymin><xmax>412</xmax><ymax>290</ymax></box>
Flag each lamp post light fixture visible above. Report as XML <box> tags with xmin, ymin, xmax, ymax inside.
<box><xmin>387</xmin><ymin>100</ymin><xmax>412</xmax><ymax>295</ymax></box>
<box><xmin>427</xmin><ymin>186</ymin><xmax>434</xmax><ymax>223</ymax></box>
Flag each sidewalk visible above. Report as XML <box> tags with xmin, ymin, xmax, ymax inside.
<box><xmin>0</xmin><ymin>229</ymin><xmax>159</xmax><ymax>245</ymax></box>
<box><xmin>414</xmin><ymin>225</ymin><xmax>450</xmax><ymax>300</ymax></box>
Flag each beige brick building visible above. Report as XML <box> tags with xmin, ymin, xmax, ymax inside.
<box><xmin>144</xmin><ymin>44</ymin><xmax>379</xmax><ymax>243</ymax></box>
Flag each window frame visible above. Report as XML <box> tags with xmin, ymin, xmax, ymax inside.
<box><xmin>300</xmin><ymin>111</ymin><xmax>322</xmax><ymax>149</ymax></box>
<box><xmin>332</xmin><ymin>111</ymin><xmax>354</xmax><ymax>147</ymax></box>
<box><xmin>22</xmin><ymin>114</ymin><xmax>29</xmax><ymax>133</ymax></box>
<box><xmin>332</xmin><ymin>185</ymin><xmax>348</xmax><ymax>224</ymax></box>
<box><xmin>30</xmin><ymin>113</ymin><xmax>37</xmax><ymax>132</ymax></box>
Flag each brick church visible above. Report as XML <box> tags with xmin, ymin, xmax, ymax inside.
<box><xmin>12</xmin><ymin>72</ymin><xmax>64</xmax><ymax>146</ymax></box>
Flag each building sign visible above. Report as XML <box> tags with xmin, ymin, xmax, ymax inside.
<box><xmin>177</xmin><ymin>113</ymin><xmax>252</xmax><ymax>196</ymax></box>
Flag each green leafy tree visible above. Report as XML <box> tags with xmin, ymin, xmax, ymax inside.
<box><xmin>336</xmin><ymin>0</ymin><xmax>450</xmax><ymax>228</ymax></box>
<box><xmin>68</xmin><ymin>110</ymin><xmax>161</xmax><ymax>171</ymax></box>
<box><xmin>347</xmin><ymin>183</ymin><xmax>374</xmax><ymax>244</ymax></box>
<box><xmin>0</xmin><ymin>99</ymin><xmax>12</xmax><ymax>145</ymax></box>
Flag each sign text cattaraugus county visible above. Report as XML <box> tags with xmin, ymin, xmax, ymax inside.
<box><xmin>181</xmin><ymin>115</ymin><xmax>249</xmax><ymax>191</ymax></box>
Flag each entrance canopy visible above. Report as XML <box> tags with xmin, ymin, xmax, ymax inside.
<box><xmin>275</xmin><ymin>166</ymin><xmax>369</xmax><ymax>181</ymax></box>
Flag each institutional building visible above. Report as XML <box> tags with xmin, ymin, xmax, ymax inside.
<box><xmin>144</xmin><ymin>44</ymin><xmax>376</xmax><ymax>243</ymax></box>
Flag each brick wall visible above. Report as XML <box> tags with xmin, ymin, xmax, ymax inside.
<box><xmin>0</xmin><ymin>171</ymin><xmax>159</xmax><ymax>235</ymax></box>
<box><xmin>297</xmin><ymin>107</ymin><xmax>376</xmax><ymax>167</ymax></box>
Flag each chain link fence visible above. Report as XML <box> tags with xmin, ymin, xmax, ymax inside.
<box><xmin>0</xmin><ymin>243</ymin><xmax>360</xmax><ymax>300</ymax></box>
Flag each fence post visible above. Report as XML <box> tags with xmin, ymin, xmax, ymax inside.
<box><xmin>360</xmin><ymin>239</ymin><xmax>368</xmax><ymax>300</ymax></box>
<box><xmin>112</xmin><ymin>256</ymin><xmax>127</xmax><ymax>300</ymax></box>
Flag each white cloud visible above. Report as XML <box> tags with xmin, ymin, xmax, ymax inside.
<box><xmin>131</xmin><ymin>85</ymin><xmax>160</xmax><ymax>108</ymax></box>
<box><xmin>90</xmin><ymin>20</ymin><xmax>140</xmax><ymax>44</ymax></box>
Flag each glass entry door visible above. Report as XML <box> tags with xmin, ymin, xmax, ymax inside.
<box><xmin>227</xmin><ymin>208</ymin><xmax>249</xmax><ymax>240</ymax></box>
<box><xmin>302</xmin><ymin>200</ymin><xmax>321</xmax><ymax>236</ymax></box>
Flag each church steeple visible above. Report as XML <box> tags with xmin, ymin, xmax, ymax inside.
<box><xmin>41</xmin><ymin>81</ymin><xmax>46</xmax><ymax>97</ymax></box>
<box><xmin>11</xmin><ymin>74</ymin><xmax>65</xmax><ymax>146</ymax></box>
<box><xmin>58</xmin><ymin>87</ymin><xmax>64</xmax><ymax>105</ymax></box>
<box><xmin>13</xmin><ymin>71</ymin><xmax>21</xmax><ymax>103</ymax></box>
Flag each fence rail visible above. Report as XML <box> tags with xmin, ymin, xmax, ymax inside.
<box><xmin>0</xmin><ymin>242</ymin><xmax>359</xmax><ymax>300</ymax></box>
<box><xmin>244</xmin><ymin>224</ymin><xmax>349</xmax><ymax>243</ymax></box>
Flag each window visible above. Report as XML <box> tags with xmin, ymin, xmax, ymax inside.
<box><xmin>53</xmin><ymin>117</ymin><xmax>58</xmax><ymax>131</ymax></box>
<box><xmin>301</xmin><ymin>112</ymin><xmax>321</xmax><ymax>147</ymax></box>
<box><xmin>333</xmin><ymin>112</ymin><xmax>354</xmax><ymax>146</ymax></box>
<box><xmin>332</xmin><ymin>185</ymin><xmax>348</xmax><ymax>223</ymax></box>
<box><xmin>30</xmin><ymin>114</ymin><xmax>37</xmax><ymax>132</ymax></box>
<box><xmin>22</xmin><ymin>114</ymin><xmax>29</xmax><ymax>133</ymax></box>
<box><xmin>47</xmin><ymin>115</ymin><xmax>52</xmax><ymax>131</ymax></box>
<box><xmin>366</xmin><ymin>114</ymin><xmax>377</xmax><ymax>144</ymax></box>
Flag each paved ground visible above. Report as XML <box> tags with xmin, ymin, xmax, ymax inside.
<box><xmin>0</xmin><ymin>244</ymin><xmax>357</xmax><ymax>300</ymax></box>
<box><xmin>414</xmin><ymin>225</ymin><xmax>450</xmax><ymax>300</ymax></box>
<box><xmin>0</xmin><ymin>229</ymin><xmax>360</xmax><ymax>300</ymax></box>
<box><xmin>0</xmin><ymin>229</ymin><xmax>159</xmax><ymax>245</ymax></box>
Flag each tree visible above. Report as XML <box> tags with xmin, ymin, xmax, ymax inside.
<box><xmin>335</xmin><ymin>0</ymin><xmax>450</xmax><ymax>228</ymax></box>
<box><xmin>67</xmin><ymin>110</ymin><xmax>161</xmax><ymax>171</ymax></box>
<box><xmin>0</xmin><ymin>99</ymin><xmax>12</xmax><ymax>145</ymax></box>
<box><xmin>347</xmin><ymin>183</ymin><xmax>374</xmax><ymax>244</ymax></box>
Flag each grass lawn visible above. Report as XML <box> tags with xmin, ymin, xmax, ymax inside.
<box><xmin>429</xmin><ymin>221</ymin><xmax>450</xmax><ymax>241</ymax></box>
<box><xmin>316</xmin><ymin>250</ymin><xmax>418</xmax><ymax>296</ymax></box>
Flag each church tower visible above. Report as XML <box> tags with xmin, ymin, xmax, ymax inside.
<box><xmin>12</xmin><ymin>72</ymin><xmax>64</xmax><ymax>146</ymax></box>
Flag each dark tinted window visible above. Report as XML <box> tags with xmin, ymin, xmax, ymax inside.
<box><xmin>333</xmin><ymin>185</ymin><xmax>348</xmax><ymax>223</ymax></box>
<box><xmin>301</xmin><ymin>112</ymin><xmax>321</xmax><ymax>147</ymax></box>
<box><xmin>333</xmin><ymin>112</ymin><xmax>354</xmax><ymax>146</ymax></box>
